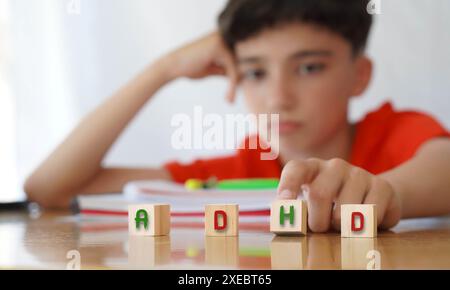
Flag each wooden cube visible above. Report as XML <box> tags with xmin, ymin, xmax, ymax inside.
<box><xmin>341</xmin><ymin>204</ymin><xmax>377</xmax><ymax>238</ymax></box>
<box><xmin>270</xmin><ymin>200</ymin><xmax>307</xmax><ymax>235</ymax></box>
<box><xmin>128</xmin><ymin>204</ymin><xmax>170</xmax><ymax>236</ymax></box>
<box><xmin>205</xmin><ymin>204</ymin><xmax>238</xmax><ymax>237</ymax></box>
<box><xmin>270</xmin><ymin>236</ymin><xmax>307</xmax><ymax>269</ymax></box>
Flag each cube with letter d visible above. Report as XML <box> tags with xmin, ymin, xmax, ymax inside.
<box><xmin>270</xmin><ymin>200</ymin><xmax>307</xmax><ymax>235</ymax></box>
<box><xmin>341</xmin><ymin>204</ymin><xmax>377</xmax><ymax>238</ymax></box>
<box><xmin>128</xmin><ymin>204</ymin><xmax>170</xmax><ymax>236</ymax></box>
<box><xmin>205</xmin><ymin>204</ymin><xmax>239</xmax><ymax>236</ymax></box>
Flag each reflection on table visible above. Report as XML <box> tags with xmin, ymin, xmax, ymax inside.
<box><xmin>1</xmin><ymin>210</ymin><xmax>449</xmax><ymax>269</ymax></box>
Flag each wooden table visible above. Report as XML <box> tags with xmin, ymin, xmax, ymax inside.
<box><xmin>1</xmin><ymin>209</ymin><xmax>449</xmax><ymax>269</ymax></box>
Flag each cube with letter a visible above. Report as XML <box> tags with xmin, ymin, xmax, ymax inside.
<box><xmin>270</xmin><ymin>200</ymin><xmax>307</xmax><ymax>235</ymax></box>
<box><xmin>341</xmin><ymin>204</ymin><xmax>377</xmax><ymax>238</ymax></box>
<box><xmin>205</xmin><ymin>204</ymin><xmax>239</xmax><ymax>236</ymax></box>
<box><xmin>128</xmin><ymin>204</ymin><xmax>170</xmax><ymax>236</ymax></box>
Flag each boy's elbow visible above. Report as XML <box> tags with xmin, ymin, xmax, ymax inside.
<box><xmin>24</xmin><ymin>176</ymin><xmax>72</xmax><ymax>209</ymax></box>
<box><xmin>24</xmin><ymin>175</ymin><xmax>40</xmax><ymax>201</ymax></box>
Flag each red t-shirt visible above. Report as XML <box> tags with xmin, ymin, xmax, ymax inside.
<box><xmin>165</xmin><ymin>102</ymin><xmax>449</xmax><ymax>183</ymax></box>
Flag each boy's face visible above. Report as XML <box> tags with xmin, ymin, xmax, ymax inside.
<box><xmin>235</xmin><ymin>23</ymin><xmax>371</xmax><ymax>154</ymax></box>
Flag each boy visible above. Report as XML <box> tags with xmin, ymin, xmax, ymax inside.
<box><xmin>25</xmin><ymin>0</ymin><xmax>450</xmax><ymax>232</ymax></box>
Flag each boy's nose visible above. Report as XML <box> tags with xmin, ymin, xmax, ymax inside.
<box><xmin>267</xmin><ymin>76</ymin><xmax>297</xmax><ymax>110</ymax></box>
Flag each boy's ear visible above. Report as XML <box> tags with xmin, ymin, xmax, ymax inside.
<box><xmin>351</xmin><ymin>56</ymin><xmax>373</xmax><ymax>97</ymax></box>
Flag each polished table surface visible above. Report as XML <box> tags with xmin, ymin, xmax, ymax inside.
<box><xmin>1</xmin><ymin>209</ymin><xmax>450</xmax><ymax>270</ymax></box>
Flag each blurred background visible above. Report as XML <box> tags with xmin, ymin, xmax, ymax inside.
<box><xmin>0</xmin><ymin>0</ymin><xmax>449</xmax><ymax>203</ymax></box>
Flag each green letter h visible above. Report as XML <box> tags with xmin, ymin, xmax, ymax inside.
<box><xmin>279</xmin><ymin>205</ymin><xmax>295</xmax><ymax>225</ymax></box>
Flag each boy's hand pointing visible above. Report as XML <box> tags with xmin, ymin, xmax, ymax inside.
<box><xmin>277</xmin><ymin>158</ymin><xmax>402</xmax><ymax>232</ymax></box>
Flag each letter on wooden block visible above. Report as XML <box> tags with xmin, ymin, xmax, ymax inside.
<box><xmin>270</xmin><ymin>200</ymin><xmax>307</xmax><ymax>235</ymax></box>
<box><xmin>214</xmin><ymin>210</ymin><xmax>228</xmax><ymax>230</ymax></box>
<box><xmin>341</xmin><ymin>204</ymin><xmax>377</xmax><ymax>238</ymax></box>
<box><xmin>205</xmin><ymin>204</ymin><xmax>238</xmax><ymax>236</ymax></box>
<box><xmin>128</xmin><ymin>204</ymin><xmax>170</xmax><ymax>236</ymax></box>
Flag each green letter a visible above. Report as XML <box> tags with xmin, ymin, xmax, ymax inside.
<box><xmin>135</xmin><ymin>209</ymin><xmax>149</xmax><ymax>230</ymax></box>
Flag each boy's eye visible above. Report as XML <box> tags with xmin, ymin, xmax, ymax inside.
<box><xmin>242</xmin><ymin>69</ymin><xmax>266</xmax><ymax>81</ymax></box>
<box><xmin>297</xmin><ymin>63</ymin><xmax>326</xmax><ymax>75</ymax></box>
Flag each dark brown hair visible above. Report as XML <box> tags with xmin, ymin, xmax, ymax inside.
<box><xmin>218</xmin><ymin>0</ymin><xmax>372</xmax><ymax>55</ymax></box>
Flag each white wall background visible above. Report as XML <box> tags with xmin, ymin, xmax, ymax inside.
<box><xmin>2</xmin><ymin>0</ymin><xmax>450</xmax><ymax>201</ymax></box>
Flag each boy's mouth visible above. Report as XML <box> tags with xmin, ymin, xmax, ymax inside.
<box><xmin>278</xmin><ymin>121</ymin><xmax>303</xmax><ymax>135</ymax></box>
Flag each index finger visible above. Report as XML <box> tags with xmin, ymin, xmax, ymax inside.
<box><xmin>277</xmin><ymin>159</ymin><xmax>322</xmax><ymax>199</ymax></box>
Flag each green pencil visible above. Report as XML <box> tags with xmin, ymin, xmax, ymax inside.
<box><xmin>185</xmin><ymin>177</ymin><xmax>279</xmax><ymax>190</ymax></box>
<box><xmin>216</xmin><ymin>178</ymin><xmax>279</xmax><ymax>190</ymax></box>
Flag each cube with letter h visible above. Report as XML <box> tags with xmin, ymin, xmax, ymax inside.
<box><xmin>128</xmin><ymin>204</ymin><xmax>170</xmax><ymax>236</ymax></box>
<box><xmin>270</xmin><ymin>200</ymin><xmax>307</xmax><ymax>235</ymax></box>
<box><xmin>205</xmin><ymin>204</ymin><xmax>238</xmax><ymax>236</ymax></box>
<box><xmin>341</xmin><ymin>204</ymin><xmax>377</xmax><ymax>238</ymax></box>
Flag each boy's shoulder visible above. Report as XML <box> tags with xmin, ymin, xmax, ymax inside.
<box><xmin>352</xmin><ymin>102</ymin><xmax>449</xmax><ymax>173</ymax></box>
<box><xmin>358</xmin><ymin>102</ymin><xmax>448</xmax><ymax>140</ymax></box>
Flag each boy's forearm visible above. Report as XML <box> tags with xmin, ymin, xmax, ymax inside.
<box><xmin>25</xmin><ymin>58</ymin><xmax>174</xmax><ymax>205</ymax></box>
<box><xmin>380</xmin><ymin>138</ymin><xmax>450</xmax><ymax>219</ymax></box>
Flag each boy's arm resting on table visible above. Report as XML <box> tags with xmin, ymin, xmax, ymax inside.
<box><xmin>25</xmin><ymin>167</ymin><xmax>172</xmax><ymax>209</ymax></box>
<box><xmin>24</xmin><ymin>32</ymin><xmax>237</xmax><ymax>209</ymax></box>
<box><xmin>380</xmin><ymin>137</ymin><xmax>450</xmax><ymax>219</ymax></box>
